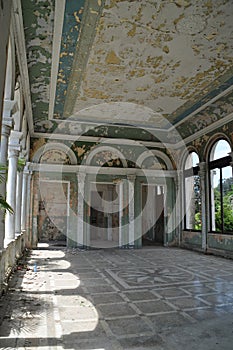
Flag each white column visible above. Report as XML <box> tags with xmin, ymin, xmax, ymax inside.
<box><xmin>25</xmin><ymin>170</ymin><xmax>32</xmax><ymax>247</ymax></box>
<box><xmin>21</xmin><ymin>164</ymin><xmax>29</xmax><ymax>233</ymax></box>
<box><xmin>0</xmin><ymin>117</ymin><xmax>13</xmax><ymax>249</ymax></box>
<box><xmin>107</xmin><ymin>185</ymin><xmax>113</xmax><ymax>241</ymax></box>
<box><xmin>174</xmin><ymin>170</ymin><xmax>182</xmax><ymax>246</ymax></box>
<box><xmin>199</xmin><ymin>162</ymin><xmax>207</xmax><ymax>251</ymax></box>
<box><xmin>4</xmin><ymin>131</ymin><xmax>22</xmax><ymax>247</ymax></box>
<box><xmin>0</xmin><ymin>118</ymin><xmax>13</xmax><ymax>164</ymax></box>
<box><xmin>118</xmin><ymin>180</ymin><xmax>124</xmax><ymax>247</ymax></box>
<box><xmin>15</xmin><ymin>170</ymin><xmax>23</xmax><ymax>236</ymax></box>
<box><xmin>77</xmin><ymin>172</ymin><xmax>85</xmax><ymax>248</ymax></box>
<box><xmin>127</xmin><ymin>175</ymin><xmax>136</xmax><ymax>247</ymax></box>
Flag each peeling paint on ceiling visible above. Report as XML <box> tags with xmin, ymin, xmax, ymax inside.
<box><xmin>21</xmin><ymin>0</ymin><xmax>233</xmax><ymax>140</ymax></box>
<box><xmin>53</xmin><ymin>0</ymin><xmax>85</xmax><ymax>119</ymax></box>
<box><xmin>22</xmin><ymin>0</ymin><xmax>54</xmax><ymax>122</ymax></box>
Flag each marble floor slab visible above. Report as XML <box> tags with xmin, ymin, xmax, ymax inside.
<box><xmin>0</xmin><ymin>244</ymin><xmax>233</xmax><ymax>349</ymax></box>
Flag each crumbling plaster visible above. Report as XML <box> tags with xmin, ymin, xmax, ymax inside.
<box><xmin>21</xmin><ymin>0</ymin><xmax>233</xmax><ymax>134</ymax></box>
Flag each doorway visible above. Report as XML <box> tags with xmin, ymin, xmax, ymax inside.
<box><xmin>141</xmin><ymin>184</ymin><xmax>164</xmax><ymax>246</ymax></box>
<box><xmin>90</xmin><ymin>183</ymin><xmax>119</xmax><ymax>248</ymax></box>
<box><xmin>38</xmin><ymin>180</ymin><xmax>69</xmax><ymax>242</ymax></box>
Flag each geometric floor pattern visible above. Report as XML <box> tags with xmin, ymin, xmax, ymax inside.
<box><xmin>0</xmin><ymin>244</ymin><xmax>233</xmax><ymax>349</ymax></box>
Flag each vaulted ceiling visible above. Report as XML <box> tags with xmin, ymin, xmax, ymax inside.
<box><xmin>16</xmin><ymin>0</ymin><xmax>233</xmax><ymax>143</ymax></box>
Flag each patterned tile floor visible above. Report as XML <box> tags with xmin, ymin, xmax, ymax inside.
<box><xmin>0</xmin><ymin>244</ymin><xmax>233</xmax><ymax>349</ymax></box>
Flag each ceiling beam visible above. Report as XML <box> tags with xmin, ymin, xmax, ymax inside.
<box><xmin>48</xmin><ymin>0</ymin><xmax>66</xmax><ymax>120</ymax></box>
<box><xmin>12</xmin><ymin>0</ymin><xmax>34</xmax><ymax>135</ymax></box>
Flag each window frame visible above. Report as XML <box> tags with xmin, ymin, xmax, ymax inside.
<box><xmin>208</xmin><ymin>154</ymin><xmax>233</xmax><ymax>234</ymax></box>
<box><xmin>183</xmin><ymin>153</ymin><xmax>201</xmax><ymax>232</ymax></box>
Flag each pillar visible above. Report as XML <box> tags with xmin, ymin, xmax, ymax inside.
<box><xmin>165</xmin><ymin>177</ymin><xmax>176</xmax><ymax>245</ymax></box>
<box><xmin>25</xmin><ymin>169</ymin><xmax>32</xmax><ymax>247</ymax></box>
<box><xmin>134</xmin><ymin>178</ymin><xmax>142</xmax><ymax>248</ymax></box>
<box><xmin>4</xmin><ymin>131</ymin><xmax>22</xmax><ymax>247</ymax></box>
<box><xmin>21</xmin><ymin>164</ymin><xmax>29</xmax><ymax>233</ymax></box>
<box><xmin>174</xmin><ymin>170</ymin><xmax>182</xmax><ymax>246</ymax></box>
<box><xmin>15</xmin><ymin>170</ymin><xmax>23</xmax><ymax>236</ymax></box>
<box><xmin>84</xmin><ymin>175</ymin><xmax>90</xmax><ymax>248</ymax></box>
<box><xmin>0</xmin><ymin>117</ymin><xmax>13</xmax><ymax>249</ymax></box>
<box><xmin>118</xmin><ymin>180</ymin><xmax>124</xmax><ymax>247</ymax></box>
<box><xmin>127</xmin><ymin>174</ymin><xmax>136</xmax><ymax>247</ymax></box>
<box><xmin>199</xmin><ymin>162</ymin><xmax>208</xmax><ymax>251</ymax></box>
<box><xmin>77</xmin><ymin>171</ymin><xmax>86</xmax><ymax>248</ymax></box>
<box><xmin>106</xmin><ymin>185</ymin><xmax>113</xmax><ymax>241</ymax></box>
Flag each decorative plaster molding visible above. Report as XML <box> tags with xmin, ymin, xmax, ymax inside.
<box><xmin>136</xmin><ymin>150</ymin><xmax>173</xmax><ymax>170</ymax></box>
<box><xmin>48</xmin><ymin>0</ymin><xmax>66</xmax><ymax>120</ymax></box>
<box><xmin>29</xmin><ymin>163</ymin><xmax>177</xmax><ymax>178</ymax></box>
<box><xmin>3</xmin><ymin>99</ymin><xmax>18</xmax><ymax>118</ymax></box>
<box><xmin>174</xmin><ymin>112</ymin><xmax>233</xmax><ymax>149</ymax></box>
<box><xmin>32</xmin><ymin>110</ymin><xmax>233</xmax><ymax>150</ymax></box>
<box><xmin>32</xmin><ymin>142</ymin><xmax>77</xmax><ymax>165</ymax></box>
<box><xmin>172</xmin><ymin>84</ymin><xmax>233</xmax><ymax>131</ymax></box>
<box><xmin>9</xmin><ymin>130</ymin><xmax>23</xmax><ymax>145</ymax></box>
<box><xmin>85</xmin><ymin>145</ymin><xmax>128</xmax><ymax>168</ymax></box>
<box><xmin>11</xmin><ymin>0</ymin><xmax>34</xmax><ymax>135</ymax></box>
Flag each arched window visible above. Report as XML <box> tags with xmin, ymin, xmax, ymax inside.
<box><xmin>209</xmin><ymin>140</ymin><xmax>233</xmax><ymax>233</ymax></box>
<box><xmin>184</xmin><ymin>152</ymin><xmax>201</xmax><ymax>230</ymax></box>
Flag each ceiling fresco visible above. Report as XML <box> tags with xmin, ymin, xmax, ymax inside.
<box><xmin>20</xmin><ymin>0</ymin><xmax>233</xmax><ymax>140</ymax></box>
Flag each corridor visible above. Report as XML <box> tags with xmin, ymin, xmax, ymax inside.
<box><xmin>0</xmin><ymin>245</ymin><xmax>233</xmax><ymax>349</ymax></box>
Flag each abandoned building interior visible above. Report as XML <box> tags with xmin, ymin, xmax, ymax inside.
<box><xmin>0</xmin><ymin>0</ymin><xmax>233</xmax><ymax>348</ymax></box>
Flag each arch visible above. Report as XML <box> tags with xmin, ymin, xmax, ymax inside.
<box><xmin>208</xmin><ymin>136</ymin><xmax>232</xmax><ymax>234</ymax></box>
<box><xmin>183</xmin><ymin>149</ymin><xmax>201</xmax><ymax>231</ymax></box>
<box><xmin>136</xmin><ymin>150</ymin><xmax>173</xmax><ymax>170</ymax></box>
<box><xmin>85</xmin><ymin>145</ymin><xmax>128</xmax><ymax>168</ymax></box>
<box><xmin>209</xmin><ymin>139</ymin><xmax>231</xmax><ymax>162</ymax></box>
<box><xmin>204</xmin><ymin>133</ymin><xmax>232</xmax><ymax>162</ymax></box>
<box><xmin>184</xmin><ymin>151</ymin><xmax>200</xmax><ymax>170</ymax></box>
<box><xmin>32</xmin><ymin>142</ymin><xmax>77</xmax><ymax>165</ymax></box>
<box><xmin>180</xmin><ymin>146</ymin><xmax>200</xmax><ymax>171</ymax></box>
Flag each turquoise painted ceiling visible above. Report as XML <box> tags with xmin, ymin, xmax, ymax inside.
<box><xmin>20</xmin><ymin>0</ymin><xmax>233</xmax><ymax>139</ymax></box>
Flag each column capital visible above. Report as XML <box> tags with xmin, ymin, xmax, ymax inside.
<box><xmin>8</xmin><ymin>131</ymin><xmax>23</xmax><ymax>158</ymax></box>
<box><xmin>23</xmin><ymin>168</ymin><xmax>32</xmax><ymax>176</ymax></box>
<box><xmin>198</xmin><ymin>162</ymin><xmax>207</xmax><ymax>176</ymax></box>
<box><xmin>127</xmin><ymin>174</ymin><xmax>136</xmax><ymax>183</ymax></box>
<box><xmin>2</xmin><ymin>116</ymin><xmax>14</xmax><ymax>126</ymax></box>
<box><xmin>228</xmin><ymin>152</ymin><xmax>233</xmax><ymax>167</ymax></box>
<box><xmin>20</xmin><ymin>149</ymin><xmax>28</xmax><ymax>159</ymax></box>
<box><xmin>9</xmin><ymin>130</ymin><xmax>23</xmax><ymax>145</ymax></box>
<box><xmin>3</xmin><ymin>100</ymin><xmax>18</xmax><ymax>118</ymax></box>
<box><xmin>23</xmin><ymin>162</ymin><xmax>31</xmax><ymax>174</ymax></box>
<box><xmin>8</xmin><ymin>145</ymin><xmax>21</xmax><ymax>159</ymax></box>
<box><xmin>176</xmin><ymin>169</ymin><xmax>183</xmax><ymax>177</ymax></box>
<box><xmin>2</xmin><ymin>116</ymin><xmax>14</xmax><ymax>133</ymax></box>
<box><xmin>77</xmin><ymin>171</ymin><xmax>86</xmax><ymax>183</ymax></box>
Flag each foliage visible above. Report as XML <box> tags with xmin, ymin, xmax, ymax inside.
<box><xmin>194</xmin><ymin>175</ymin><xmax>201</xmax><ymax>229</ymax></box>
<box><xmin>17</xmin><ymin>157</ymin><xmax>26</xmax><ymax>172</ymax></box>
<box><xmin>0</xmin><ymin>158</ymin><xmax>26</xmax><ymax>214</ymax></box>
<box><xmin>0</xmin><ymin>163</ymin><xmax>14</xmax><ymax>214</ymax></box>
<box><xmin>0</xmin><ymin>194</ymin><xmax>14</xmax><ymax>214</ymax></box>
<box><xmin>214</xmin><ymin>183</ymin><xmax>233</xmax><ymax>232</ymax></box>
<box><xmin>194</xmin><ymin>212</ymin><xmax>201</xmax><ymax>230</ymax></box>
